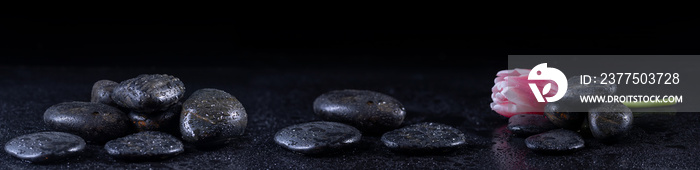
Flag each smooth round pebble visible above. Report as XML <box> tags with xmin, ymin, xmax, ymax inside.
<box><xmin>129</xmin><ymin>102</ymin><xmax>181</xmax><ymax>133</ymax></box>
<box><xmin>180</xmin><ymin>88</ymin><xmax>247</xmax><ymax>147</ymax></box>
<box><xmin>507</xmin><ymin>114</ymin><xmax>557</xmax><ymax>137</ymax></box>
<box><xmin>525</xmin><ymin>129</ymin><xmax>584</xmax><ymax>153</ymax></box>
<box><xmin>112</xmin><ymin>74</ymin><xmax>185</xmax><ymax>113</ymax></box>
<box><xmin>544</xmin><ymin>102</ymin><xmax>586</xmax><ymax>130</ymax></box>
<box><xmin>104</xmin><ymin>131</ymin><xmax>184</xmax><ymax>161</ymax></box>
<box><xmin>589</xmin><ymin>103</ymin><xmax>633</xmax><ymax>141</ymax></box>
<box><xmin>43</xmin><ymin>101</ymin><xmax>131</xmax><ymax>143</ymax></box>
<box><xmin>313</xmin><ymin>89</ymin><xmax>406</xmax><ymax>133</ymax></box>
<box><xmin>91</xmin><ymin>80</ymin><xmax>118</xmax><ymax>106</ymax></box>
<box><xmin>4</xmin><ymin>132</ymin><xmax>86</xmax><ymax>163</ymax></box>
<box><xmin>274</xmin><ymin>121</ymin><xmax>361</xmax><ymax>155</ymax></box>
<box><xmin>381</xmin><ymin>122</ymin><xmax>466</xmax><ymax>153</ymax></box>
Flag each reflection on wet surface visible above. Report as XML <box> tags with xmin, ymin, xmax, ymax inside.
<box><xmin>491</xmin><ymin>125</ymin><xmax>531</xmax><ymax>170</ymax></box>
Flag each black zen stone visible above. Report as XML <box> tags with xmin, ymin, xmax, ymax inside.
<box><xmin>90</xmin><ymin>80</ymin><xmax>118</xmax><ymax>106</ymax></box>
<box><xmin>43</xmin><ymin>101</ymin><xmax>131</xmax><ymax>143</ymax></box>
<box><xmin>525</xmin><ymin>129</ymin><xmax>584</xmax><ymax>153</ymax></box>
<box><xmin>381</xmin><ymin>122</ymin><xmax>466</xmax><ymax>154</ymax></box>
<box><xmin>274</xmin><ymin>121</ymin><xmax>362</xmax><ymax>155</ymax></box>
<box><xmin>507</xmin><ymin>114</ymin><xmax>557</xmax><ymax>137</ymax></box>
<box><xmin>111</xmin><ymin>74</ymin><xmax>185</xmax><ymax>113</ymax></box>
<box><xmin>129</xmin><ymin>102</ymin><xmax>181</xmax><ymax>133</ymax></box>
<box><xmin>4</xmin><ymin>132</ymin><xmax>86</xmax><ymax>163</ymax></box>
<box><xmin>313</xmin><ymin>89</ymin><xmax>406</xmax><ymax>133</ymax></box>
<box><xmin>104</xmin><ymin>131</ymin><xmax>184</xmax><ymax>161</ymax></box>
<box><xmin>544</xmin><ymin>102</ymin><xmax>586</xmax><ymax>130</ymax></box>
<box><xmin>589</xmin><ymin>103</ymin><xmax>634</xmax><ymax>141</ymax></box>
<box><xmin>180</xmin><ymin>88</ymin><xmax>247</xmax><ymax>147</ymax></box>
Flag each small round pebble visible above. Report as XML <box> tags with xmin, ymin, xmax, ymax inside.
<box><xmin>4</xmin><ymin>132</ymin><xmax>86</xmax><ymax>163</ymax></box>
<box><xmin>129</xmin><ymin>102</ymin><xmax>181</xmax><ymax>133</ymax></box>
<box><xmin>112</xmin><ymin>74</ymin><xmax>185</xmax><ymax>113</ymax></box>
<box><xmin>43</xmin><ymin>101</ymin><xmax>131</xmax><ymax>143</ymax></box>
<box><xmin>91</xmin><ymin>80</ymin><xmax>118</xmax><ymax>106</ymax></box>
<box><xmin>180</xmin><ymin>88</ymin><xmax>247</xmax><ymax>147</ymax></box>
<box><xmin>507</xmin><ymin>114</ymin><xmax>557</xmax><ymax>137</ymax></box>
<box><xmin>589</xmin><ymin>103</ymin><xmax>633</xmax><ymax>141</ymax></box>
<box><xmin>104</xmin><ymin>131</ymin><xmax>184</xmax><ymax>161</ymax></box>
<box><xmin>274</xmin><ymin>121</ymin><xmax>362</xmax><ymax>155</ymax></box>
<box><xmin>381</xmin><ymin>122</ymin><xmax>466</xmax><ymax>153</ymax></box>
<box><xmin>525</xmin><ymin>129</ymin><xmax>584</xmax><ymax>153</ymax></box>
<box><xmin>313</xmin><ymin>89</ymin><xmax>406</xmax><ymax>133</ymax></box>
<box><xmin>544</xmin><ymin>102</ymin><xmax>586</xmax><ymax>130</ymax></box>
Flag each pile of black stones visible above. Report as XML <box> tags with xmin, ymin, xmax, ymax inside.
<box><xmin>4</xmin><ymin>74</ymin><xmax>248</xmax><ymax>163</ymax></box>
<box><xmin>274</xmin><ymin>89</ymin><xmax>468</xmax><ymax>155</ymax></box>
<box><xmin>507</xmin><ymin>76</ymin><xmax>633</xmax><ymax>153</ymax></box>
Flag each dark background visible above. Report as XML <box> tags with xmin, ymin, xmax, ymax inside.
<box><xmin>2</xmin><ymin>16</ymin><xmax>700</xmax><ymax>169</ymax></box>
<box><xmin>2</xmin><ymin>16</ymin><xmax>698</xmax><ymax>68</ymax></box>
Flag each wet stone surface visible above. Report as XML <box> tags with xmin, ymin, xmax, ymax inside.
<box><xmin>313</xmin><ymin>89</ymin><xmax>406</xmax><ymax>133</ymax></box>
<box><xmin>544</xmin><ymin>102</ymin><xmax>586</xmax><ymax>130</ymax></box>
<box><xmin>525</xmin><ymin>129</ymin><xmax>584</xmax><ymax>153</ymax></box>
<box><xmin>274</xmin><ymin>121</ymin><xmax>362</xmax><ymax>155</ymax></box>
<box><xmin>589</xmin><ymin>103</ymin><xmax>634</xmax><ymax>141</ymax></box>
<box><xmin>129</xmin><ymin>102</ymin><xmax>181</xmax><ymax>133</ymax></box>
<box><xmin>4</xmin><ymin>132</ymin><xmax>86</xmax><ymax>163</ymax></box>
<box><xmin>180</xmin><ymin>88</ymin><xmax>248</xmax><ymax>147</ymax></box>
<box><xmin>104</xmin><ymin>131</ymin><xmax>184</xmax><ymax>161</ymax></box>
<box><xmin>111</xmin><ymin>74</ymin><xmax>185</xmax><ymax>113</ymax></box>
<box><xmin>381</xmin><ymin>122</ymin><xmax>466</xmax><ymax>153</ymax></box>
<box><xmin>90</xmin><ymin>80</ymin><xmax>118</xmax><ymax>106</ymax></box>
<box><xmin>43</xmin><ymin>101</ymin><xmax>131</xmax><ymax>143</ymax></box>
<box><xmin>507</xmin><ymin>114</ymin><xmax>558</xmax><ymax>137</ymax></box>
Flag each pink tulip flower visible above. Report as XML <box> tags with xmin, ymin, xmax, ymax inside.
<box><xmin>490</xmin><ymin>69</ymin><xmax>558</xmax><ymax>117</ymax></box>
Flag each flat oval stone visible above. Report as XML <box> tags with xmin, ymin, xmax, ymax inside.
<box><xmin>381</xmin><ymin>122</ymin><xmax>466</xmax><ymax>153</ymax></box>
<box><xmin>4</xmin><ymin>132</ymin><xmax>86</xmax><ymax>163</ymax></box>
<box><xmin>525</xmin><ymin>129</ymin><xmax>584</xmax><ymax>153</ymax></box>
<box><xmin>274</xmin><ymin>121</ymin><xmax>361</xmax><ymax>155</ymax></box>
<box><xmin>589</xmin><ymin>103</ymin><xmax>633</xmax><ymax>141</ymax></box>
<box><xmin>112</xmin><ymin>74</ymin><xmax>185</xmax><ymax>113</ymax></box>
<box><xmin>43</xmin><ymin>101</ymin><xmax>131</xmax><ymax>143</ymax></box>
<box><xmin>129</xmin><ymin>102</ymin><xmax>181</xmax><ymax>133</ymax></box>
<box><xmin>507</xmin><ymin>114</ymin><xmax>557</xmax><ymax>137</ymax></box>
<box><xmin>104</xmin><ymin>131</ymin><xmax>184</xmax><ymax>161</ymax></box>
<box><xmin>544</xmin><ymin>102</ymin><xmax>586</xmax><ymax>130</ymax></box>
<box><xmin>313</xmin><ymin>89</ymin><xmax>406</xmax><ymax>133</ymax></box>
<box><xmin>91</xmin><ymin>80</ymin><xmax>118</xmax><ymax>106</ymax></box>
<box><xmin>180</xmin><ymin>88</ymin><xmax>247</xmax><ymax>147</ymax></box>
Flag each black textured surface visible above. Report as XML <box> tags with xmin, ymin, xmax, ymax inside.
<box><xmin>525</xmin><ymin>129</ymin><xmax>585</xmax><ymax>153</ymax></box>
<box><xmin>180</xmin><ymin>88</ymin><xmax>247</xmax><ymax>147</ymax></box>
<box><xmin>1</xmin><ymin>66</ymin><xmax>699</xmax><ymax>169</ymax></box>
<box><xmin>42</xmin><ymin>101</ymin><xmax>131</xmax><ymax>143</ymax></box>
<box><xmin>381</xmin><ymin>122</ymin><xmax>466</xmax><ymax>153</ymax></box>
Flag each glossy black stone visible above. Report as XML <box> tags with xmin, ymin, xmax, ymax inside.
<box><xmin>589</xmin><ymin>103</ymin><xmax>634</xmax><ymax>141</ymax></box>
<box><xmin>180</xmin><ymin>88</ymin><xmax>247</xmax><ymax>147</ymax></box>
<box><xmin>4</xmin><ymin>132</ymin><xmax>86</xmax><ymax>163</ymax></box>
<box><xmin>112</xmin><ymin>74</ymin><xmax>185</xmax><ymax>113</ymax></box>
<box><xmin>381</xmin><ymin>122</ymin><xmax>466</xmax><ymax>153</ymax></box>
<box><xmin>274</xmin><ymin>121</ymin><xmax>361</xmax><ymax>155</ymax></box>
<box><xmin>525</xmin><ymin>129</ymin><xmax>584</xmax><ymax>153</ymax></box>
<box><xmin>129</xmin><ymin>102</ymin><xmax>181</xmax><ymax>134</ymax></box>
<box><xmin>90</xmin><ymin>80</ymin><xmax>118</xmax><ymax>106</ymax></box>
<box><xmin>544</xmin><ymin>102</ymin><xmax>586</xmax><ymax>130</ymax></box>
<box><xmin>507</xmin><ymin>114</ymin><xmax>557</xmax><ymax>137</ymax></box>
<box><xmin>104</xmin><ymin>131</ymin><xmax>184</xmax><ymax>161</ymax></box>
<box><xmin>313</xmin><ymin>89</ymin><xmax>406</xmax><ymax>133</ymax></box>
<box><xmin>43</xmin><ymin>101</ymin><xmax>131</xmax><ymax>143</ymax></box>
